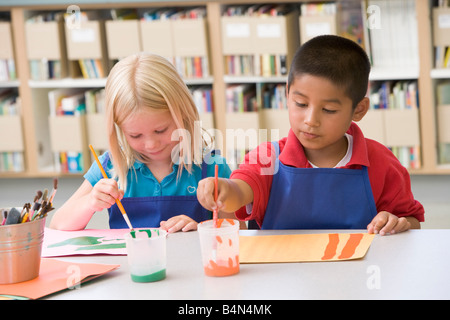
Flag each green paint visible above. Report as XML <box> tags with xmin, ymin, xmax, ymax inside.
<box><xmin>48</xmin><ymin>236</ymin><xmax>126</xmax><ymax>252</ymax></box>
<box><xmin>131</xmin><ymin>269</ymin><xmax>166</xmax><ymax>282</ymax></box>
<box><xmin>75</xmin><ymin>243</ymin><xmax>126</xmax><ymax>251</ymax></box>
<box><xmin>48</xmin><ymin>236</ymin><xmax>104</xmax><ymax>248</ymax></box>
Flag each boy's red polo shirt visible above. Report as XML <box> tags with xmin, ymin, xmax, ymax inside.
<box><xmin>231</xmin><ymin>122</ymin><xmax>425</xmax><ymax>227</ymax></box>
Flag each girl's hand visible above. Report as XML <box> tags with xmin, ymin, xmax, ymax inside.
<box><xmin>367</xmin><ymin>211</ymin><xmax>411</xmax><ymax>236</ymax></box>
<box><xmin>160</xmin><ymin>215</ymin><xmax>197</xmax><ymax>233</ymax></box>
<box><xmin>88</xmin><ymin>179</ymin><xmax>124</xmax><ymax>212</ymax></box>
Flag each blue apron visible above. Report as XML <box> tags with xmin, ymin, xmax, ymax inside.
<box><xmin>108</xmin><ymin>160</ymin><xmax>211</xmax><ymax>229</ymax></box>
<box><xmin>261</xmin><ymin>141</ymin><xmax>377</xmax><ymax>229</ymax></box>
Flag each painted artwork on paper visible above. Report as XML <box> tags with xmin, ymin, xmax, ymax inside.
<box><xmin>239</xmin><ymin>233</ymin><xmax>375</xmax><ymax>263</ymax></box>
<box><xmin>42</xmin><ymin>228</ymin><xmax>128</xmax><ymax>257</ymax></box>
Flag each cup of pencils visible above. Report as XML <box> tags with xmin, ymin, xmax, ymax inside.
<box><xmin>0</xmin><ymin>181</ymin><xmax>57</xmax><ymax>284</ymax></box>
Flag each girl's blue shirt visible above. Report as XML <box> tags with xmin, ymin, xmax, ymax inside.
<box><xmin>84</xmin><ymin>152</ymin><xmax>231</xmax><ymax>197</ymax></box>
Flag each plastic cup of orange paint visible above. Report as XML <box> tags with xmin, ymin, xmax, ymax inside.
<box><xmin>197</xmin><ymin>219</ymin><xmax>239</xmax><ymax>277</ymax></box>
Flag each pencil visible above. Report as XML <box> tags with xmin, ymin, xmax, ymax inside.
<box><xmin>88</xmin><ymin>144</ymin><xmax>134</xmax><ymax>232</ymax></box>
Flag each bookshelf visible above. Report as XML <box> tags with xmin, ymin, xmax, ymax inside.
<box><xmin>0</xmin><ymin>0</ymin><xmax>449</xmax><ymax>178</ymax></box>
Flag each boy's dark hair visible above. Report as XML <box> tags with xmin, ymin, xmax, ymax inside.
<box><xmin>287</xmin><ymin>35</ymin><xmax>371</xmax><ymax>108</ymax></box>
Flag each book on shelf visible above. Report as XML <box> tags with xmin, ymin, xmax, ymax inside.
<box><xmin>85</xmin><ymin>88</ymin><xmax>105</xmax><ymax>114</ymax></box>
<box><xmin>437</xmin><ymin>81</ymin><xmax>450</xmax><ymax>164</ymax></box>
<box><xmin>191</xmin><ymin>86</ymin><xmax>214</xmax><ymax>114</ymax></box>
<box><xmin>222</xmin><ymin>4</ymin><xmax>296</xmax><ymax>77</ymax></box>
<box><xmin>0</xmin><ymin>59</ymin><xmax>16</xmax><ymax>81</ymax></box>
<box><xmin>140</xmin><ymin>7</ymin><xmax>209</xmax><ymax>79</ymax></box>
<box><xmin>0</xmin><ymin>21</ymin><xmax>16</xmax><ymax>81</ymax></box>
<box><xmin>226</xmin><ymin>84</ymin><xmax>257</xmax><ymax>113</ymax></box>
<box><xmin>433</xmin><ymin>1</ymin><xmax>450</xmax><ymax>68</ymax></box>
<box><xmin>299</xmin><ymin>2</ymin><xmax>337</xmax><ymax>44</ymax></box>
<box><xmin>259</xmin><ymin>83</ymin><xmax>287</xmax><ymax>110</ymax></box>
<box><xmin>367</xmin><ymin>80</ymin><xmax>421</xmax><ymax>169</ymax></box>
<box><xmin>64</xmin><ymin>11</ymin><xmax>108</xmax><ymax>79</ymax></box>
<box><xmin>48</xmin><ymin>89</ymin><xmax>86</xmax><ymax>173</ymax></box>
<box><xmin>366</xmin><ymin>0</ymin><xmax>419</xmax><ymax>69</ymax></box>
<box><xmin>26</xmin><ymin>12</ymin><xmax>66</xmax><ymax>80</ymax></box>
<box><xmin>0</xmin><ymin>89</ymin><xmax>23</xmax><ymax>172</ymax></box>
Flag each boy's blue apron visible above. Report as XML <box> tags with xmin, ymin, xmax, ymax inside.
<box><xmin>107</xmin><ymin>159</ymin><xmax>211</xmax><ymax>229</ymax></box>
<box><xmin>261</xmin><ymin>141</ymin><xmax>377</xmax><ymax>229</ymax></box>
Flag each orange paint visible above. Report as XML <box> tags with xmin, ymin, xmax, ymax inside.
<box><xmin>321</xmin><ymin>233</ymin><xmax>340</xmax><ymax>260</ymax></box>
<box><xmin>215</xmin><ymin>236</ymin><xmax>222</xmax><ymax>244</ymax></box>
<box><xmin>216</xmin><ymin>219</ymin><xmax>224</xmax><ymax>228</ymax></box>
<box><xmin>338</xmin><ymin>233</ymin><xmax>364</xmax><ymax>259</ymax></box>
<box><xmin>226</xmin><ymin>219</ymin><xmax>235</xmax><ymax>225</ymax></box>
<box><xmin>229</xmin><ymin>239</ymin><xmax>232</xmax><ymax>246</ymax></box>
<box><xmin>204</xmin><ymin>255</ymin><xmax>239</xmax><ymax>277</ymax></box>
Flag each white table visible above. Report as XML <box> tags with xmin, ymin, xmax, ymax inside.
<box><xmin>48</xmin><ymin>229</ymin><xmax>450</xmax><ymax>300</ymax></box>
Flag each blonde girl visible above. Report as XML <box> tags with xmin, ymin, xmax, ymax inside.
<box><xmin>50</xmin><ymin>53</ymin><xmax>231</xmax><ymax>232</ymax></box>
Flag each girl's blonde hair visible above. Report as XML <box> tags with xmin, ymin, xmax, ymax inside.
<box><xmin>104</xmin><ymin>52</ymin><xmax>208</xmax><ymax>191</ymax></box>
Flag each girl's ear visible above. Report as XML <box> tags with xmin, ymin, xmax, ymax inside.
<box><xmin>352</xmin><ymin>97</ymin><xmax>370</xmax><ymax>122</ymax></box>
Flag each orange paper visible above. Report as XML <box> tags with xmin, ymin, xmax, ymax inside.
<box><xmin>239</xmin><ymin>233</ymin><xmax>375</xmax><ymax>263</ymax></box>
<box><xmin>0</xmin><ymin>258</ymin><xmax>119</xmax><ymax>299</ymax></box>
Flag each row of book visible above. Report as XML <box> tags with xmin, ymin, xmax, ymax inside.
<box><xmin>226</xmin><ymin>84</ymin><xmax>257</xmax><ymax>113</ymax></box>
<box><xmin>49</xmin><ymin>89</ymin><xmax>85</xmax><ymax>173</ymax></box>
<box><xmin>223</xmin><ymin>4</ymin><xmax>292</xmax><ymax>17</ymax></box>
<box><xmin>140</xmin><ymin>7</ymin><xmax>206</xmax><ymax>20</ymax></box>
<box><xmin>222</xmin><ymin>4</ymin><xmax>294</xmax><ymax>78</ymax></box>
<box><xmin>434</xmin><ymin>1</ymin><xmax>450</xmax><ymax>68</ymax></box>
<box><xmin>367</xmin><ymin>80</ymin><xmax>421</xmax><ymax>169</ymax></box>
<box><xmin>0</xmin><ymin>90</ymin><xmax>24</xmax><ymax>172</ymax></box>
<box><xmin>224</xmin><ymin>54</ymin><xmax>288</xmax><ymax>77</ymax></box>
<box><xmin>389</xmin><ymin>146</ymin><xmax>421</xmax><ymax>170</ymax></box>
<box><xmin>174</xmin><ymin>56</ymin><xmax>209</xmax><ymax>79</ymax></box>
<box><xmin>260</xmin><ymin>83</ymin><xmax>286</xmax><ymax>110</ymax></box>
<box><xmin>0</xmin><ymin>59</ymin><xmax>16</xmax><ymax>81</ymax></box>
<box><xmin>435</xmin><ymin>46</ymin><xmax>450</xmax><ymax>68</ymax></box>
<box><xmin>225</xmin><ymin>83</ymin><xmax>288</xmax><ymax>113</ymax></box>
<box><xmin>48</xmin><ymin>88</ymin><xmax>106</xmax><ymax>173</ymax></box>
<box><xmin>26</xmin><ymin>12</ymin><xmax>65</xmax><ymax>81</ymax></box>
<box><xmin>49</xmin><ymin>88</ymin><xmax>105</xmax><ymax>116</ymax></box>
<box><xmin>0</xmin><ymin>89</ymin><xmax>19</xmax><ymax>115</ymax></box>
<box><xmin>368</xmin><ymin>81</ymin><xmax>419</xmax><ymax>110</ymax></box>
<box><xmin>367</xmin><ymin>0</ymin><xmax>419</xmax><ymax>68</ymax></box>
<box><xmin>29</xmin><ymin>60</ymin><xmax>62</xmax><ymax>81</ymax></box>
<box><xmin>437</xmin><ymin>81</ymin><xmax>450</xmax><ymax>164</ymax></box>
<box><xmin>79</xmin><ymin>59</ymin><xmax>106</xmax><ymax>79</ymax></box>
<box><xmin>191</xmin><ymin>86</ymin><xmax>213</xmax><ymax>114</ymax></box>
<box><xmin>141</xmin><ymin>8</ymin><xmax>209</xmax><ymax>79</ymax></box>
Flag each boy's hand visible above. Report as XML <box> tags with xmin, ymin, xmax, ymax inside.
<box><xmin>197</xmin><ymin>177</ymin><xmax>228</xmax><ymax>212</ymax></box>
<box><xmin>89</xmin><ymin>178</ymin><xmax>124</xmax><ymax>212</ymax></box>
<box><xmin>160</xmin><ymin>215</ymin><xmax>197</xmax><ymax>233</ymax></box>
<box><xmin>198</xmin><ymin>177</ymin><xmax>253</xmax><ymax>213</ymax></box>
<box><xmin>367</xmin><ymin>211</ymin><xmax>411</xmax><ymax>236</ymax></box>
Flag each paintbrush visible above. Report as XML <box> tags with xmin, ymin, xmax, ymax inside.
<box><xmin>29</xmin><ymin>191</ymin><xmax>43</xmax><ymax>221</ymax></box>
<box><xmin>88</xmin><ymin>144</ymin><xmax>134</xmax><ymax>232</ymax></box>
<box><xmin>49</xmin><ymin>178</ymin><xmax>58</xmax><ymax>204</ymax></box>
<box><xmin>213</xmin><ymin>164</ymin><xmax>218</xmax><ymax>228</ymax></box>
<box><xmin>20</xmin><ymin>203</ymin><xmax>31</xmax><ymax>223</ymax></box>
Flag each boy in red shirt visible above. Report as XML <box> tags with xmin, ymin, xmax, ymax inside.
<box><xmin>198</xmin><ymin>35</ymin><xmax>424</xmax><ymax>235</ymax></box>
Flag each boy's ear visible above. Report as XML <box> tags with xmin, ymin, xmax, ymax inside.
<box><xmin>352</xmin><ymin>97</ymin><xmax>370</xmax><ymax>122</ymax></box>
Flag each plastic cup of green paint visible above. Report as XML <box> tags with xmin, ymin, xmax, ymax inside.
<box><xmin>125</xmin><ymin>229</ymin><xmax>167</xmax><ymax>283</ymax></box>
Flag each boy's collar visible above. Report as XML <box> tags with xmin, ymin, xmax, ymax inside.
<box><xmin>279</xmin><ymin>122</ymin><xmax>370</xmax><ymax>168</ymax></box>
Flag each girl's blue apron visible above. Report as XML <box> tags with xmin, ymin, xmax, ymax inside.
<box><xmin>260</xmin><ymin>141</ymin><xmax>377</xmax><ymax>229</ymax></box>
<box><xmin>106</xmin><ymin>158</ymin><xmax>211</xmax><ymax>229</ymax></box>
